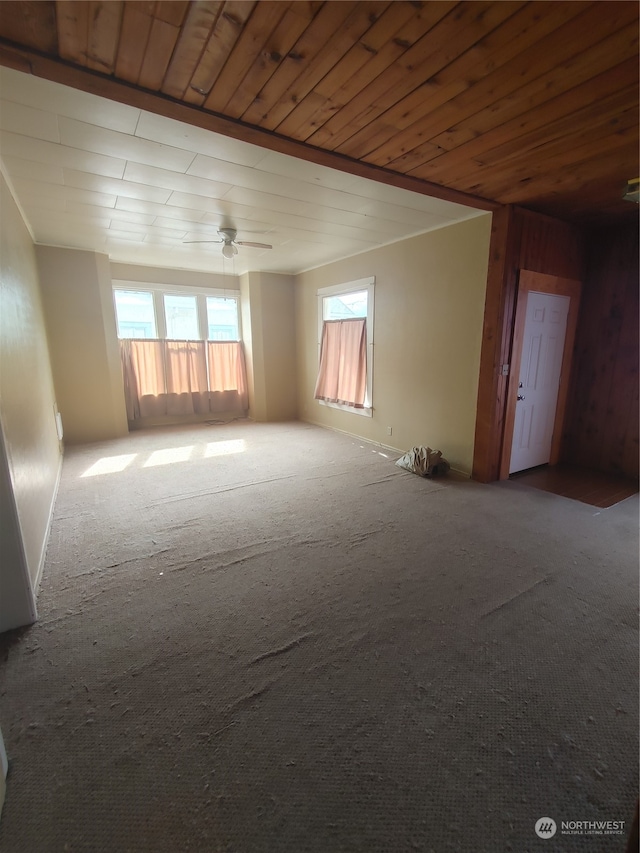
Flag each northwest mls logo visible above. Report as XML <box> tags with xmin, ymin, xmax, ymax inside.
<box><xmin>535</xmin><ymin>817</ymin><xmax>557</xmax><ymax>838</ymax></box>
<box><xmin>535</xmin><ymin>816</ymin><xmax>626</xmax><ymax>839</ymax></box>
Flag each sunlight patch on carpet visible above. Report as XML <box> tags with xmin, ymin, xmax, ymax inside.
<box><xmin>143</xmin><ymin>445</ymin><xmax>194</xmax><ymax>467</ymax></box>
<box><xmin>81</xmin><ymin>453</ymin><xmax>137</xmax><ymax>477</ymax></box>
<box><xmin>204</xmin><ymin>439</ymin><xmax>246</xmax><ymax>457</ymax></box>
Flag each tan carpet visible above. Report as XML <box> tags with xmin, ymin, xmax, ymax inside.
<box><xmin>0</xmin><ymin>421</ymin><xmax>637</xmax><ymax>852</ymax></box>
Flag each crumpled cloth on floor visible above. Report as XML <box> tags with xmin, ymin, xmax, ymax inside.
<box><xmin>395</xmin><ymin>446</ymin><xmax>450</xmax><ymax>477</ymax></box>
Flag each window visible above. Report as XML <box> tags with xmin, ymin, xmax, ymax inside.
<box><xmin>114</xmin><ymin>290</ymin><xmax>157</xmax><ymax>339</ymax></box>
<box><xmin>323</xmin><ymin>290</ymin><xmax>368</xmax><ymax>321</ymax></box>
<box><xmin>164</xmin><ymin>294</ymin><xmax>199</xmax><ymax>340</ymax></box>
<box><xmin>207</xmin><ymin>296</ymin><xmax>240</xmax><ymax>341</ymax></box>
<box><xmin>112</xmin><ymin>283</ymin><xmax>241</xmax><ymax>343</ymax></box>
<box><xmin>315</xmin><ymin>277</ymin><xmax>374</xmax><ymax>416</ymax></box>
<box><xmin>113</xmin><ymin>283</ymin><xmax>247</xmax><ymax>422</ymax></box>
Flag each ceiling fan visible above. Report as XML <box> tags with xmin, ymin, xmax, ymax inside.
<box><xmin>183</xmin><ymin>227</ymin><xmax>272</xmax><ymax>258</ymax></box>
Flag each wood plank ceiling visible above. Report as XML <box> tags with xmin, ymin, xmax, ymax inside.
<box><xmin>0</xmin><ymin>0</ymin><xmax>638</xmax><ymax>226</ymax></box>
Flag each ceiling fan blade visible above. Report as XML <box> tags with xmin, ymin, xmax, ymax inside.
<box><xmin>182</xmin><ymin>239</ymin><xmax>224</xmax><ymax>244</ymax></box>
<box><xmin>236</xmin><ymin>241</ymin><xmax>273</xmax><ymax>249</ymax></box>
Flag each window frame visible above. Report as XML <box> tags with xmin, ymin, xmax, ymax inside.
<box><xmin>317</xmin><ymin>276</ymin><xmax>375</xmax><ymax>417</ymax></box>
<box><xmin>112</xmin><ymin>281</ymin><xmax>242</xmax><ymax>343</ymax></box>
<box><xmin>113</xmin><ymin>288</ymin><xmax>158</xmax><ymax>339</ymax></box>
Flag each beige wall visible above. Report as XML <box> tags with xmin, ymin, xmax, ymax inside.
<box><xmin>37</xmin><ymin>245</ymin><xmax>128</xmax><ymax>444</ymax></box>
<box><xmin>262</xmin><ymin>273</ymin><xmax>297</xmax><ymax>421</ymax></box>
<box><xmin>110</xmin><ymin>262</ymin><xmax>237</xmax><ymax>292</ymax></box>
<box><xmin>241</xmin><ymin>271</ymin><xmax>297</xmax><ymax>422</ymax></box>
<box><xmin>0</xmin><ymin>172</ymin><xmax>62</xmax><ymax>629</ymax></box>
<box><xmin>239</xmin><ymin>272</ymin><xmax>263</xmax><ymax>420</ymax></box>
<box><xmin>296</xmin><ymin>215</ymin><xmax>492</xmax><ymax>474</ymax></box>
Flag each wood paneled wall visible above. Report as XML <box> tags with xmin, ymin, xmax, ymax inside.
<box><xmin>512</xmin><ymin>209</ymin><xmax>585</xmax><ymax>281</ymax></box>
<box><xmin>562</xmin><ymin>223</ymin><xmax>639</xmax><ymax>479</ymax></box>
<box><xmin>473</xmin><ymin>205</ymin><xmax>584</xmax><ymax>482</ymax></box>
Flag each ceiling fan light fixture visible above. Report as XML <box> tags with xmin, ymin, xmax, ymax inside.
<box><xmin>183</xmin><ymin>226</ymin><xmax>271</xmax><ymax>254</ymax></box>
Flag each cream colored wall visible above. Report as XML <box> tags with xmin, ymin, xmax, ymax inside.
<box><xmin>240</xmin><ymin>272</ymin><xmax>297</xmax><ymax>422</ymax></box>
<box><xmin>37</xmin><ymin>246</ymin><xmax>128</xmax><ymax>444</ymax></box>
<box><xmin>0</xmin><ymin>422</ymin><xmax>36</xmax><ymax>630</ymax></box>
<box><xmin>0</xmin><ymin>172</ymin><xmax>62</xmax><ymax>628</ymax></box>
<box><xmin>110</xmin><ymin>262</ymin><xmax>238</xmax><ymax>293</ymax></box>
<box><xmin>239</xmin><ymin>272</ymin><xmax>264</xmax><ymax>421</ymax></box>
<box><xmin>259</xmin><ymin>272</ymin><xmax>297</xmax><ymax>421</ymax></box>
<box><xmin>296</xmin><ymin>215</ymin><xmax>492</xmax><ymax>474</ymax></box>
<box><xmin>97</xmin><ymin>253</ymin><xmax>130</xmax><ymax>438</ymax></box>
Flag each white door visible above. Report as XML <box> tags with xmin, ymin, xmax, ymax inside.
<box><xmin>510</xmin><ymin>291</ymin><xmax>570</xmax><ymax>474</ymax></box>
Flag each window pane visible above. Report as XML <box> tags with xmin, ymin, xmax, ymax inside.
<box><xmin>114</xmin><ymin>290</ymin><xmax>156</xmax><ymax>339</ymax></box>
<box><xmin>164</xmin><ymin>294</ymin><xmax>199</xmax><ymax>340</ymax></box>
<box><xmin>207</xmin><ymin>296</ymin><xmax>239</xmax><ymax>341</ymax></box>
<box><xmin>323</xmin><ymin>290</ymin><xmax>367</xmax><ymax>320</ymax></box>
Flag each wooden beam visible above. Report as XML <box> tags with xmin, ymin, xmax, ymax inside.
<box><xmin>472</xmin><ymin>204</ymin><xmax>515</xmax><ymax>483</ymax></box>
<box><xmin>0</xmin><ymin>39</ymin><xmax>499</xmax><ymax>213</ymax></box>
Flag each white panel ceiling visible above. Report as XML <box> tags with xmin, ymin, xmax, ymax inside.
<box><xmin>0</xmin><ymin>66</ymin><xmax>485</xmax><ymax>276</ymax></box>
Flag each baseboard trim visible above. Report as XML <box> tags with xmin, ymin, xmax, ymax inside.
<box><xmin>299</xmin><ymin>417</ymin><xmax>470</xmax><ymax>478</ymax></box>
<box><xmin>32</xmin><ymin>447</ymin><xmax>64</xmax><ymax>596</ymax></box>
<box><xmin>299</xmin><ymin>416</ymin><xmax>401</xmax><ymax>455</ymax></box>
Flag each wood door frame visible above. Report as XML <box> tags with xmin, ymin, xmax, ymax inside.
<box><xmin>499</xmin><ymin>270</ymin><xmax>582</xmax><ymax>479</ymax></box>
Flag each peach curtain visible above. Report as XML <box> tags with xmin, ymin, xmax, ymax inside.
<box><xmin>207</xmin><ymin>341</ymin><xmax>249</xmax><ymax>411</ymax></box>
<box><xmin>120</xmin><ymin>339</ymin><xmax>166</xmax><ymax>419</ymax></box>
<box><xmin>121</xmin><ymin>340</ymin><xmax>248</xmax><ymax>420</ymax></box>
<box><xmin>165</xmin><ymin>340</ymin><xmax>209</xmax><ymax>415</ymax></box>
<box><xmin>314</xmin><ymin>318</ymin><xmax>367</xmax><ymax>408</ymax></box>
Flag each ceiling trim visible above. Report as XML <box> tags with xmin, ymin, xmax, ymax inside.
<box><xmin>0</xmin><ymin>155</ymin><xmax>35</xmax><ymax>242</ymax></box>
<box><xmin>0</xmin><ymin>39</ymin><xmax>500</xmax><ymax>216</ymax></box>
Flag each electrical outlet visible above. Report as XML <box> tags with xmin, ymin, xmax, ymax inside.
<box><xmin>387</xmin><ymin>426</ymin><xmax>393</xmax><ymax>436</ymax></box>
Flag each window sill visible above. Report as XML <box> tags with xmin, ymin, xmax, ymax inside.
<box><xmin>318</xmin><ymin>401</ymin><xmax>373</xmax><ymax>417</ymax></box>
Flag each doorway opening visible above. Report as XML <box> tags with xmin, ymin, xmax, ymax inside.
<box><xmin>499</xmin><ymin>270</ymin><xmax>582</xmax><ymax>481</ymax></box>
<box><xmin>509</xmin><ymin>290</ymin><xmax>570</xmax><ymax>474</ymax></box>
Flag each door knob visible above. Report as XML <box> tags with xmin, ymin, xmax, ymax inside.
<box><xmin>517</xmin><ymin>394</ymin><xmax>525</xmax><ymax>401</ymax></box>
